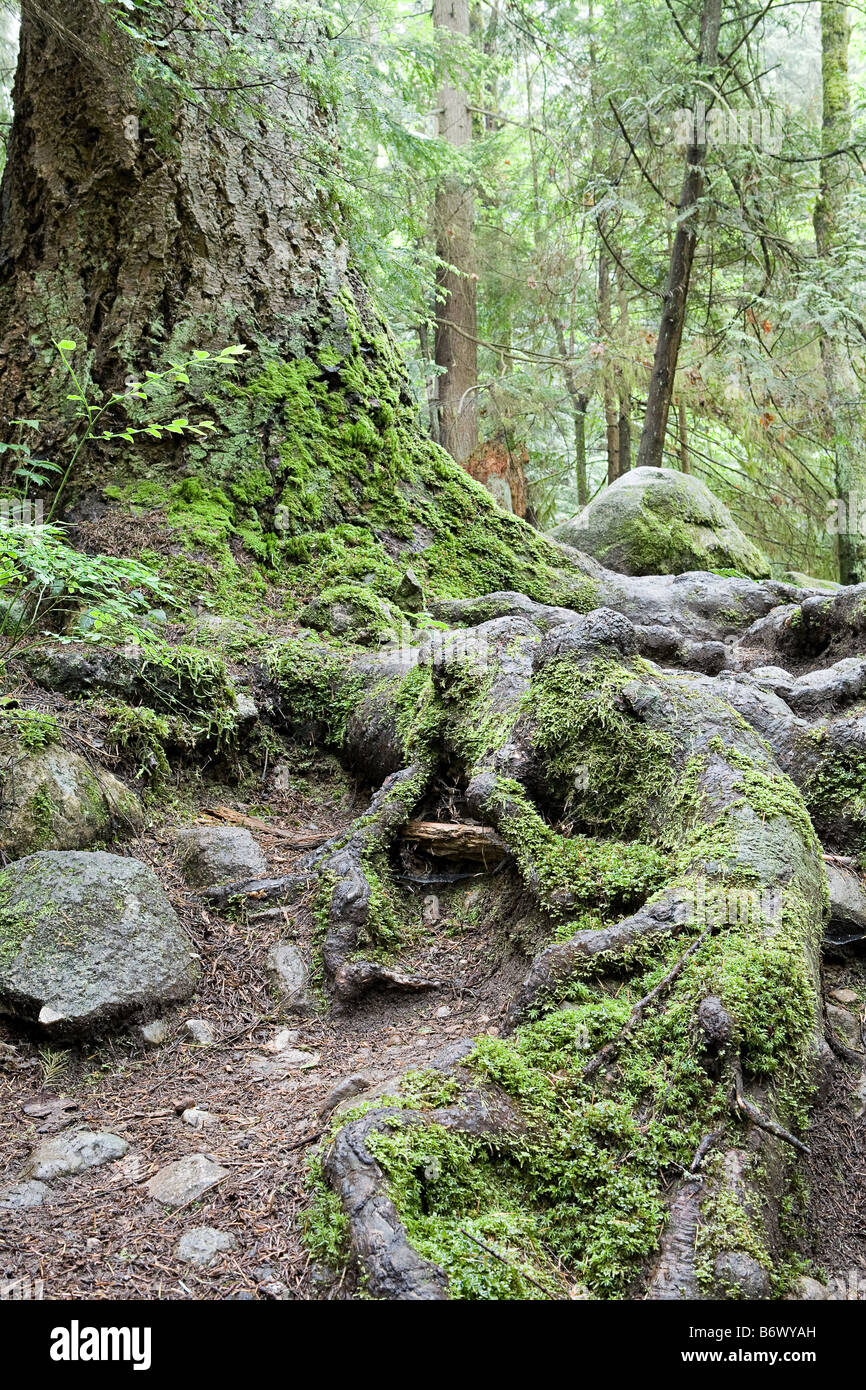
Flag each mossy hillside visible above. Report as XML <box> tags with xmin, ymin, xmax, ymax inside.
<box><xmin>99</xmin><ymin>287</ymin><xmax>599</xmax><ymax>623</ymax></box>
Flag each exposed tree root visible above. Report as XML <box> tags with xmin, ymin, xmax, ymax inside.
<box><xmin>321</xmin><ymin>1085</ymin><xmax>526</xmax><ymax>1301</ymax></box>
<box><xmin>580</xmin><ymin>926</ymin><xmax>714</xmax><ymax>1082</ymax></box>
<box><xmin>301</xmin><ymin>585</ymin><xmax>833</xmax><ymax>1298</ymax></box>
<box><xmin>729</xmin><ymin>1058</ymin><xmax>811</xmax><ymax>1155</ymax></box>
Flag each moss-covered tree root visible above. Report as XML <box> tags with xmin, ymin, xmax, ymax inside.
<box><xmin>287</xmin><ymin>603</ymin><xmax>830</xmax><ymax>1299</ymax></box>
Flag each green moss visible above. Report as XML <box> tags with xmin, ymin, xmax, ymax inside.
<box><xmin>27</xmin><ymin>785</ymin><xmax>55</xmax><ymax>851</ymax></box>
<box><xmin>520</xmin><ymin>657</ymin><xmax>676</xmax><ymax>835</ymax></box>
<box><xmin>801</xmin><ymin>744</ymin><xmax>866</xmax><ymax>857</ymax></box>
<box><xmin>136</xmin><ymin>640</ymin><xmax>237</xmax><ymax>740</ymax></box>
<box><xmin>0</xmin><ymin>706</ymin><xmax>61</xmax><ymax>751</ymax></box>
<box><xmin>597</xmin><ymin>485</ymin><xmax>770</xmax><ymax>580</ymax></box>
<box><xmin>324</xmin><ymin>718</ymin><xmax>820</xmax><ymax>1299</ymax></box>
<box><xmin>94</xmin><ymin>282</ymin><xmax>602</xmax><ymax>623</ymax></box>
<box><xmin>300</xmin><ymin>582</ymin><xmax>403</xmax><ymax>643</ymax></box>
<box><xmin>489</xmin><ymin>777</ymin><xmax>669</xmax><ymax>918</ymax></box>
<box><xmin>0</xmin><ymin>862</ymin><xmax>50</xmax><ymax>967</ymax></box>
<box><xmin>105</xmin><ymin>702</ymin><xmax>173</xmax><ymax>783</ymax></box>
<box><xmin>695</xmin><ymin>1158</ymin><xmax>773</xmax><ymax>1292</ymax></box>
<box><xmin>267</xmin><ymin>636</ymin><xmax>365</xmax><ymax>746</ymax></box>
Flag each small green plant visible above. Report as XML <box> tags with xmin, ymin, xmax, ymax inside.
<box><xmin>0</xmin><ymin>338</ymin><xmax>248</xmax><ymax>520</ymax></box>
<box><xmin>0</xmin><ymin>520</ymin><xmax>173</xmax><ymax>659</ymax></box>
<box><xmin>0</xmin><ymin>703</ymin><xmax>60</xmax><ymax>750</ymax></box>
<box><xmin>37</xmin><ymin>1046</ymin><xmax>69</xmax><ymax>1088</ymax></box>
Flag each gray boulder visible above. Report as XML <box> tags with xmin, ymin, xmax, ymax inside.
<box><xmin>0</xmin><ymin>1179</ymin><xmax>49</xmax><ymax>1208</ymax></box>
<box><xmin>23</xmin><ymin>643</ymin><xmax>141</xmax><ymax>700</ymax></box>
<box><xmin>175</xmin><ymin>825</ymin><xmax>267</xmax><ymax>887</ymax></box>
<box><xmin>0</xmin><ymin>850</ymin><xmax>200</xmax><ymax>1036</ymax></box>
<box><xmin>551</xmin><ymin>467</ymin><xmax>770</xmax><ymax>579</ymax></box>
<box><xmin>826</xmin><ymin>863</ymin><xmax>866</xmax><ymax>947</ymax></box>
<box><xmin>265</xmin><ymin>942</ymin><xmax>310</xmax><ymax>1012</ymax></box>
<box><xmin>0</xmin><ymin>740</ymin><xmax>142</xmax><ymax>860</ymax></box>
<box><xmin>714</xmin><ymin>1250</ymin><xmax>771</xmax><ymax>1299</ymax></box>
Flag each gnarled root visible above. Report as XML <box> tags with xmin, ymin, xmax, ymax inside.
<box><xmin>316</xmin><ymin>602</ymin><xmax>827</xmax><ymax>1298</ymax></box>
<box><xmin>322</xmin><ymin>1084</ymin><xmax>526</xmax><ymax>1300</ymax></box>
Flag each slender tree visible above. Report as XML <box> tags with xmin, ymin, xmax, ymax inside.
<box><xmin>637</xmin><ymin>0</ymin><xmax>722</xmax><ymax>469</ymax></box>
<box><xmin>432</xmin><ymin>0</ymin><xmax>478</xmax><ymax>464</ymax></box>
<box><xmin>814</xmin><ymin>1</ymin><xmax>863</xmax><ymax>581</ymax></box>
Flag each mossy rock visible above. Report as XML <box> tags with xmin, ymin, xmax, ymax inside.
<box><xmin>0</xmin><ymin>738</ymin><xmax>142</xmax><ymax>859</ymax></box>
<box><xmin>0</xmin><ymin>850</ymin><xmax>199</xmax><ymax>1037</ymax></box>
<box><xmin>299</xmin><ymin>583</ymin><xmax>403</xmax><ymax>645</ymax></box>
<box><xmin>551</xmin><ymin>467</ymin><xmax>770</xmax><ymax>580</ymax></box>
<box><xmin>783</xmin><ymin>571</ymin><xmax>841</xmax><ymax>592</ymax></box>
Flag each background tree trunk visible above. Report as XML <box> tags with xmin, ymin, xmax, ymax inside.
<box><xmin>597</xmin><ymin>251</ymin><xmax>620</xmax><ymax>484</ymax></box>
<box><xmin>814</xmin><ymin>1</ymin><xmax>863</xmax><ymax>583</ymax></box>
<box><xmin>636</xmin><ymin>0</ymin><xmax>722</xmax><ymax>469</ymax></box>
<box><xmin>616</xmin><ymin>262</ymin><xmax>632</xmax><ymax>473</ymax></box>
<box><xmin>433</xmin><ymin>0</ymin><xmax>478</xmax><ymax>465</ymax></box>
<box><xmin>554</xmin><ymin>316</ymin><xmax>589</xmax><ymax>507</ymax></box>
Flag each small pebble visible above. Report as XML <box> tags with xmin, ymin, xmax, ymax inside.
<box><xmin>181</xmin><ymin>1107</ymin><xmax>217</xmax><ymax>1130</ymax></box>
<box><xmin>184</xmin><ymin>1018</ymin><xmax>217</xmax><ymax>1046</ymax></box>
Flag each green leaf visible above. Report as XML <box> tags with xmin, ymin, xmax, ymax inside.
<box><xmin>56</xmin><ymin>339</ymin><xmax>77</xmax><ymax>352</ymax></box>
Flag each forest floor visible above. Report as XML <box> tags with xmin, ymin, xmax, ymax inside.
<box><xmin>1</xmin><ymin>667</ymin><xmax>865</xmax><ymax>1300</ymax></box>
<box><xmin>0</xmin><ymin>744</ymin><xmax>554</xmax><ymax>1300</ymax></box>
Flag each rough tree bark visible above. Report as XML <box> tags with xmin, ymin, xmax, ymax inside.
<box><xmin>636</xmin><ymin>0</ymin><xmax>722</xmax><ymax>469</ymax></box>
<box><xmin>0</xmin><ymin>0</ymin><xmax>355</xmax><ymax>470</ymax></box>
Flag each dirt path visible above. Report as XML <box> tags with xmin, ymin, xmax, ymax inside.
<box><xmin>798</xmin><ymin>954</ymin><xmax>866</xmax><ymax>1299</ymax></box>
<box><xmin>0</xmin><ymin>756</ymin><xmax>537</xmax><ymax>1301</ymax></box>
<box><xmin>2</xmin><ymin>742</ymin><xmax>865</xmax><ymax>1302</ymax></box>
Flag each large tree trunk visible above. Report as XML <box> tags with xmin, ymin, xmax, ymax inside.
<box><xmin>636</xmin><ymin>0</ymin><xmax>722</xmax><ymax>469</ymax></box>
<box><xmin>0</xmin><ymin>0</ymin><xmax>348</xmax><ymax>455</ymax></box>
<box><xmin>433</xmin><ymin>0</ymin><xmax>478</xmax><ymax>466</ymax></box>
